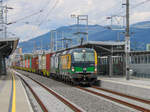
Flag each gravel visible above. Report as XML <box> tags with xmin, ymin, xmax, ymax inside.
<box><xmin>15</xmin><ymin>69</ymin><xmax>140</xmax><ymax>112</ymax></box>
<box><xmin>21</xmin><ymin>79</ymin><xmax>43</xmax><ymax>112</ymax></box>
<box><xmin>15</xmin><ymin>71</ymin><xmax>74</xmax><ymax>112</ymax></box>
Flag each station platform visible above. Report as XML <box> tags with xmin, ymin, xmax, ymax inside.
<box><xmin>0</xmin><ymin>70</ymin><xmax>33</xmax><ymax>112</ymax></box>
<box><xmin>98</xmin><ymin>76</ymin><xmax>150</xmax><ymax>100</ymax></box>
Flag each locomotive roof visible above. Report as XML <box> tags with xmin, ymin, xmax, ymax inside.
<box><xmin>71</xmin><ymin>48</ymin><xmax>94</xmax><ymax>52</ymax></box>
<box><xmin>65</xmin><ymin>48</ymin><xmax>95</xmax><ymax>54</ymax></box>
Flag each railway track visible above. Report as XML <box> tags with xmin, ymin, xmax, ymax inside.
<box><xmin>76</xmin><ymin>86</ymin><xmax>150</xmax><ymax>112</ymax></box>
<box><xmin>15</xmin><ymin>71</ymin><xmax>83</xmax><ymax>112</ymax></box>
<box><xmin>14</xmin><ymin>69</ymin><xmax>150</xmax><ymax>112</ymax></box>
<box><xmin>18</xmin><ymin>75</ymin><xmax>48</xmax><ymax>112</ymax></box>
<box><xmin>92</xmin><ymin>86</ymin><xmax>150</xmax><ymax>105</ymax></box>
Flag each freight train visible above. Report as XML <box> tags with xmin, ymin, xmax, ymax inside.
<box><xmin>13</xmin><ymin>48</ymin><xmax>98</xmax><ymax>85</ymax></box>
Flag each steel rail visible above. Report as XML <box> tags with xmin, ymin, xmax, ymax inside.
<box><xmin>92</xmin><ymin>86</ymin><xmax>150</xmax><ymax>105</ymax></box>
<box><xmin>76</xmin><ymin>86</ymin><xmax>150</xmax><ymax>112</ymax></box>
<box><xmin>17</xmin><ymin>75</ymin><xmax>48</xmax><ymax>112</ymax></box>
<box><xmin>17</xmin><ymin>72</ymin><xmax>82</xmax><ymax>112</ymax></box>
<box><xmin>29</xmin><ymin>76</ymin><xmax>82</xmax><ymax>112</ymax></box>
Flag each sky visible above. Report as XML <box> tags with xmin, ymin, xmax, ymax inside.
<box><xmin>3</xmin><ymin>0</ymin><xmax>150</xmax><ymax>41</ymax></box>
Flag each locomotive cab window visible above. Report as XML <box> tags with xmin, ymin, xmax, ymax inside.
<box><xmin>73</xmin><ymin>52</ymin><xmax>95</xmax><ymax>62</ymax></box>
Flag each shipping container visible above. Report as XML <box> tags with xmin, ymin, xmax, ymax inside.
<box><xmin>23</xmin><ymin>60</ymin><xmax>25</xmax><ymax>68</ymax></box>
<box><xmin>46</xmin><ymin>53</ymin><xmax>51</xmax><ymax>71</ymax></box>
<box><xmin>25</xmin><ymin>59</ymin><xmax>27</xmax><ymax>68</ymax></box>
<box><xmin>20</xmin><ymin>60</ymin><xmax>23</xmax><ymax>68</ymax></box>
<box><xmin>41</xmin><ymin>55</ymin><xmax>46</xmax><ymax>70</ymax></box>
<box><xmin>46</xmin><ymin>53</ymin><xmax>52</xmax><ymax>76</ymax></box>
<box><xmin>35</xmin><ymin>57</ymin><xmax>39</xmax><ymax>70</ymax></box>
<box><xmin>30</xmin><ymin>58</ymin><xmax>32</xmax><ymax>68</ymax></box>
<box><xmin>32</xmin><ymin>56</ymin><xmax>38</xmax><ymax>71</ymax></box>
<box><xmin>38</xmin><ymin>55</ymin><xmax>42</xmax><ymax>70</ymax></box>
<box><xmin>26</xmin><ymin>59</ymin><xmax>28</xmax><ymax>68</ymax></box>
<box><xmin>38</xmin><ymin>54</ymin><xmax>46</xmax><ymax>75</ymax></box>
<box><xmin>27</xmin><ymin>58</ymin><xmax>30</xmax><ymax>68</ymax></box>
<box><xmin>32</xmin><ymin>57</ymin><xmax>35</xmax><ymax>69</ymax></box>
<box><xmin>50</xmin><ymin>54</ymin><xmax>55</xmax><ymax>74</ymax></box>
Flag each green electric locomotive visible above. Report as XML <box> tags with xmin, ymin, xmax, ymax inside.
<box><xmin>50</xmin><ymin>48</ymin><xmax>98</xmax><ymax>85</ymax></box>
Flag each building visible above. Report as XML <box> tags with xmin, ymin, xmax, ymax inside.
<box><xmin>146</xmin><ymin>44</ymin><xmax>150</xmax><ymax>51</ymax></box>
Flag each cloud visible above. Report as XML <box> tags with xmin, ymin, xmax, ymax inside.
<box><xmin>8</xmin><ymin>24</ymin><xmax>49</xmax><ymax>41</ymax></box>
<box><xmin>131</xmin><ymin>12</ymin><xmax>150</xmax><ymax>23</ymax></box>
<box><xmin>4</xmin><ymin>0</ymin><xmax>150</xmax><ymax>41</ymax></box>
<box><xmin>56</xmin><ymin>0</ymin><xmax>118</xmax><ymax>17</ymax></box>
<box><xmin>45</xmin><ymin>0</ymin><xmax>119</xmax><ymax>26</ymax></box>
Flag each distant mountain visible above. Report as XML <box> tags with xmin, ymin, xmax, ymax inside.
<box><xmin>131</xmin><ymin>21</ymin><xmax>150</xmax><ymax>29</ymax></box>
<box><xmin>19</xmin><ymin>21</ymin><xmax>150</xmax><ymax>53</ymax></box>
<box><xmin>19</xmin><ymin>24</ymin><xmax>107</xmax><ymax>53</ymax></box>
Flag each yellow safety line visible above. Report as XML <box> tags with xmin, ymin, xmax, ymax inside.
<box><xmin>12</xmin><ymin>72</ymin><xmax>16</xmax><ymax>112</ymax></box>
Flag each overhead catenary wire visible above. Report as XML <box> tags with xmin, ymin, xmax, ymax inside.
<box><xmin>34</xmin><ymin>0</ymin><xmax>52</xmax><ymax>25</ymax></box>
<box><xmin>7</xmin><ymin>0</ymin><xmax>55</xmax><ymax>42</ymax></box>
<box><xmin>28</xmin><ymin>0</ymin><xmax>59</xmax><ymax>49</ymax></box>
<box><xmin>8</xmin><ymin>0</ymin><xmax>53</xmax><ymax>25</ymax></box>
<box><xmin>131</xmin><ymin>0</ymin><xmax>150</xmax><ymax>9</ymax></box>
<box><xmin>86</xmin><ymin>0</ymin><xmax>124</xmax><ymax>28</ymax></box>
<box><xmin>34</xmin><ymin>0</ymin><xmax>60</xmax><ymax>51</ymax></box>
<box><xmin>9</xmin><ymin>10</ymin><xmax>44</xmax><ymax>24</ymax></box>
<box><xmin>38</xmin><ymin>0</ymin><xmax>60</xmax><ymax>26</ymax></box>
<box><xmin>22</xmin><ymin>0</ymin><xmax>59</xmax><ymax>40</ymax></box>
<box><xmin>117</xmin><ymin>0</ymin><xmax>150</xmax><ymax>16</ymax></box>
<box><xmin>8</xmin><ymin>0</ymin><xmax>150</xmax><ymax>43</ymax></box>
<box><xmin>105</xmin><ymin>0</ymin><xmax>150</xmax><ymax>29</ymax></box>
<box><xmin>26</xmin><ymin>0</ymin><xmax>52</xmax><ymax>42</ymax></box>
<box><xmin>7</xmin><ymin>0</ymin><xmax>150</xmax><ymax>26</ymax></box>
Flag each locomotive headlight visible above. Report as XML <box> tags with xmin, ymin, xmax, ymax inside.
<box><xmin>72</xmin><ymin>67</ymin><xmax>75</xmax><ymax>72</ymax></box>
<box><xmin>95</xmin><ymin>68</ymin><xmax>97</xmax><ymax>72</ymax></box>
<box><xmin>82</xmin><ymin>49</ymin><xmax>86</xmax><ymax>52</ymax></box>
<box><xmin>83</xmin><ymin>68</ymin><xmax>86</xmax><ymax>71</ymax></box>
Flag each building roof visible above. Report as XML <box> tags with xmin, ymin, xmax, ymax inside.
<box><xmin>0</xmin><ymin>38</ymin><xmax>19</xmax><ymax>57</ymax></box>
<box><xmin>130</xmin><ymin>50</ymin><xmax>150</xmax><ymax>55</ymax></box>
<box><xmin>51</xmin><ymin>41</ymin><xmax>125</xmax><ymax>56</ymax></box>
<box><xmin>86</xmin><ymin>41</ymin><xmax>125</xmax><ymax>46</ymax></box>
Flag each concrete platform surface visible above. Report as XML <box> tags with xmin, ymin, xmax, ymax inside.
<box><xmin>98</xmin><ymin>77</ymin><xmax>150</xmax><ymax>89</ymax></box>
<box><xmin>98</xmin><ymin>76</ymin><xmax>150</xmax><ymax>100</ymax></box>
<box><xmin>0</xmin><ymin>71</ymin><xmax>33</xmax><ymax>112</ymax></box>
